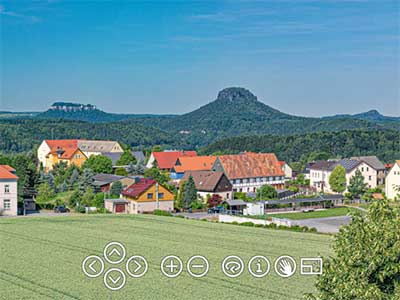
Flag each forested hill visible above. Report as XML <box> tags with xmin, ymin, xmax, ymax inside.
<box><xmin>0</xmin><ymin>119</ymin><xmax>181</xmax><ymax>153</ymax></box>
<box><xmin>200</xmin><ymin>129</ymin><xmax>400</xmax><ymax>163</ymax></box>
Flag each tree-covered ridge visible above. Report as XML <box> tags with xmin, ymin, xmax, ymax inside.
<box><xmin>201</xmin><ymin>129</ymin><xmax>400</xmax><ymax>163</ymax></box>
<box><xmin>0</xmin><ymin>118</ymin><xmax>181</xmax><ymax>153</ymax></box>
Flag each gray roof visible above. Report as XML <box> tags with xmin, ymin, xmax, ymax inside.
<box><xmin>93</xmin><ymin>173</ymin><xmax>125</xmax><ymax>184</ymax></box>
<box><xmin>309</xmin><ymin>160</ymin><xmax>337</xmax><ymax>171</ymax></box>
<box><xmin>223</xmin><ymin>199</ymin><xmax>247</xmax><ymax>206</ymax></box>
<box><xmin>103</xmin><ymin>152</ymin><xmax>122</xmax><ymax>165</ymax></box>
<box><xmin>78</xmin><ymin>140</ymin><xmax>122</xmax><ymax>153</ymax></box>
<box><xmin>103</xmin><ymin>151</ymin><xmax>145</xmax><ymax>166</ymax></box>
<box><xmin>350</xmin><ymin>156</ymin><xmax>385</xmax><ymax>170</ymax></box>
<box><xmin>330</xmin><ymin>159</ymin><xmax>361</xmax><ymax>172</ymax></box>
<box><xmin>265</xmin><ymin>194</ymin><xmax>343</xmax><ymax>205</ymax></box>
<box><xmin>104</xmin><ymin>198</ymin><xmax>129</xmax><ymax>204</ymax></box>
<box><xmin>132</xmin><ymin>151</ymin><xmax>145</xmax><ymax>162</ymax></box>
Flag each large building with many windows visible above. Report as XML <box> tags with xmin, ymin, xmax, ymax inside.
<box><xmin>212</xmin><ymin>152</ymin><xmax>285</xmax><ymax>193</ymax></box>
<box><xmin>0</xmin><ymin>165</ymin><xmax>18</xmax><ymax>216</ymax></box>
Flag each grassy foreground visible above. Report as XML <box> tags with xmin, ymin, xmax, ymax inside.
<box><xmin>0</xmin><ymin>214</ymin><xmax>332</xmax><ymax>300</ymax></box>
<box><xmin>267</xmin><ymin>207</ymin><xmax>356</xmax><ymax>220</ymax></box>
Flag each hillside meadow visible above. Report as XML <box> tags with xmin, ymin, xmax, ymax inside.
<box><xmin>0</xmin><ymin>214</ymin><xmax>333</xmax><ymax>300</ymax></box>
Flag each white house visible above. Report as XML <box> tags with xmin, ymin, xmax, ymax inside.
<box><xmin>212</xmin><ymin>152</ymin><xmax>285</xmax><ymax>193</ymax></box>
<box><xmin>309</xmin><ymin>159</ymin><xmax>378</xmax><ymax>193</ymax></box>
<box><xmin>0</xmin><ymin>165</ymin><xmax>18</xmax><ymax>216</ymax></box>
<box><xmin>385</xmin><ymin>160</ymin><xmax>400</xmax><ymax>200</ymax></box>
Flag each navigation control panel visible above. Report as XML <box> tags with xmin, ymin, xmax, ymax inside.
<box><xmin>82</xmin><ymin>241</ymin><xmax>323</xmax><ymax>291</ymax></box>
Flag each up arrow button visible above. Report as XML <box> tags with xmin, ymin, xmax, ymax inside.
<box><xmin>104</xmin><ymin>242</ymin><xmax>126</xmax><ymax>264</ymax></box>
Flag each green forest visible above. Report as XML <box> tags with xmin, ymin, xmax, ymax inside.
<box><xmin>201</xmin><ymin>129</ymin><xmax>400</xmax><ymax>164</ymax></box>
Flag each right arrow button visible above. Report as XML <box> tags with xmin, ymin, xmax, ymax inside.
<box><xmin>126</xmin><ymin>255</ymin><xmax>148</xmax><ymax>278</ymax></box>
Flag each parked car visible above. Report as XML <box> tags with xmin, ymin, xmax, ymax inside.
<box><xmin>208</xmin><ymin>205</ymin><xmax>224</xmax><ymax>214</ymax></box>
<box><xmin>54</xmin><ymin>206</ymin><xmax>70</xmax><ymax>213</ymax></box>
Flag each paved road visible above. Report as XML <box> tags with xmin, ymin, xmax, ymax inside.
<box><xmin>173</xmin><ymin>212</ymin><xmax>209</xmax><ymax>219</ymax></box>
<box><xmin>291</xmin><ymin>216</ymin><xmax>351</xmax><ymax>234</ymax></box>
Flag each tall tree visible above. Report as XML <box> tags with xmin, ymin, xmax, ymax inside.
<box><xmin>79</xmin><ymin>168</ymin><xmax>94</xmax><ymax>192</ymax></box>
<box><xmin>348</xmin><ymin>169</ymin><xmax>368</xmax><ymax>199</ymax></box>
<box><xmin>82</xmin><ymin>155</ymin><xmax>113</xmax><ymax>174</ymax></box>
<box><xmin>36</xmin><ymin>182</ymin><xmax>55</xmax><ymax>203</ymax></box>
<box><xmin>116</xmin><ymin>151</ymin><xmax>137</xmax><ymax>166</ymax></box>
<box><xmin>329</xmin><ymin>165</ymin><xmax>347</xmax><ymax>193</ymax></box>
<box><xmin>256</xmin><ymin>185</ymin><xmax>278</xmax><ymax>200</ymax></box>
<box><xmin>176</xmin><ymin>180</ymin><xmax>186</xmax><ymax>210</ymax></box>
<box><xmin>306</xmin><ymin>200</ymin><xmax>400</xmax><ymax>300</ymax></box>
<box><xmin>110</xmin><ymin>181</ymin><xmax>123</xmax><ymax>196</ymax></box>
<box><xmin>183</xmin><ymin>176</ymin><xmax>197</xmax><ymax>209</ymax></box>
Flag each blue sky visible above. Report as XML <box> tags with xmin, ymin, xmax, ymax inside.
<box><xmin>1</xmin><ymin>0</ymin><xmax>399</xmax><ymax>116</ymax></box>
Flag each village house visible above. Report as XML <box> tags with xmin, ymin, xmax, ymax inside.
<box><xmin>37</xmin><ymin>139</ymin><xmax>123</xmax><ymax>172</ymax></box>
<box><xmin>77</xmin><ymin>140</ymin><xmax>123</xmax><ymax>157</ymax></box>
<box><xmin>212</xmin><ymin>152</ymin><xmax>285</xmax><ymax>193</ymax></box>
<box><xmin>110</xmin><ymin>178</ymin><xmax>174</xmax><ymax>214</ymax></box>
<box><xmin>279</xmin><ymin>161</ymin><xmax>293</xmax><ymax>179</ymax></box>
<box><xmin>0</xmin><ymin>165</ymin><xmax>18</xmax><ymax>216</ymax></box>
<box><xmin>385</xmin><ymin>160</ymin><xmax>400</xmax><ymax>200</ymax></box>
<box><xmin>146</xmin><ymin>150</ymin><xmax>197</xmax><ymax>171</ymax></box>
<box><xmin>170</xmin><ymin>156</ymin><xmax>216</xmax><ymax>180</ymax></box>
<box><xmin>351</xmin><ymin>156</ymin><xmax>386</xmax><ymax>185</ymax></box>
<box><xmin>182</xmin><ymin>170</ymin><xmax>233</xmax><ymax>200</ymax></box>
<box><xmin>92</xmin><ymin>173</ymin><xmax>139</xmax><ymax>193</ymax></box>
<box><xmin>38</xmin><ymin>139</ymin><xmax>87</xmax><ymax>172</ymax></box>
<box><xmin>309</xmin><ymin>159</ymin><xmax>378</xmax><ymax>193</ymax></box>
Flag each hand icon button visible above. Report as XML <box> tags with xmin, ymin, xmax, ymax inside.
<box><xmin>274</xmin><ymin>256</ymin><xmax>296</xmax><ymax>278</ymax></box>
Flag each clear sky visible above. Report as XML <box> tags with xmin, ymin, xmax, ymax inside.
<box><xmin>1</xmin><ymin>0</ymin><xmax>399</xmax><ymax>116</ymax></box>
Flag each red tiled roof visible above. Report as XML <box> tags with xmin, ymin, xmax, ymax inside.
<box><xmin>45</xmin><ymin>139</ymin><xmax>80</xmax><ymax>159</ymax></box>
<box><xmin>153</xmin><ymin>151</ymin><xmax>197</xmax><ymax>169</ymax></box>
<box><xmin>0</xmin><ymin>165</ymin><xmax>18</xmax><ymax>180</ymax></box>
<box><xmin>278</xmin><ymin>161</ymin><xmax>285</xmax><ymax>167</ymax></box>
<box><xmin>173</xmin><ymin>156</ymin><xmax>216</xmax><ymax>173</ymax></box>
<box><xmin>122</xmin><ymin>178</ymin><xmax>156</xmax><ymax>198</ymax></box>
<box><xmin>216</xmin><ymin>152</ymin><xmax>285</xmax><ymax>179</ymax></box>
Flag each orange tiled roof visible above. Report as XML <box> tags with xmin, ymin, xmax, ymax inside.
<box><xmin>216</xmin><ymin>152</ymin><xmax>285</xmax><ymax>179</ymax></box>
<box><xmin>172</xmin><ymin>156</ymin><xmax>216</xmax><ymax>173</ymax></box>
<box><xmin>0</xmin><ymin>165</ymin><xmax>18</xmax><ymax>180</ymax></box>
<box><xmin>45</xmin><ymin>139</ymin><xmax>80</xmax><ymax>159</ymax></box>
<box><xmin>153</xmin><ymin>151</ymin><xmax>197</xmax><ymax>169</ymax></box>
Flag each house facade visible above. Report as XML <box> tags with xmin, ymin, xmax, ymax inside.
<box><xmin>0</xmin><ymin>165</ymin><xmax>18</xmax><ymax>216</ymax></box>
<box><xmin>120</xmin><ymin>178</ymin><xmax>174</xmax><ymax>214</ymax></box>
<box><xmin>38</xmin><ymin>139</ymin><xmax>122</xmax><ymax>172</ymax></box>
<box><xmin>146</xmin><ymin>150</ymin><xmax>197</xmax><ymax>171</ymax></box>
<box><xmin>310</xmin><ymin>159</ymin><xmax>378</xmax><ymax>193</ymax></box>
<box><xmin>182</xmin><ymin>171</ymin><xmax>233</xmax><ymax>200</ymax></box>
<box><xmin>170</xmin><ymin>156</ymin><xmax>216</xmax><ymax>180</ymax></box>
<box><xmin>212</xmin><ymin>152</ymin><xmax>285</xmax><ymax>193</ymax></box>
<box><xmin>279</xmin><ymin>161</ymin><xmax>293</xmax><ymax>179</ymax></box>
<box><xmin>351</xmin><ymin>156</ymin><xmax>386</xmax><ymax>186</ymax></box>
<box><xmin>385</xmin><ymin>161</ymin><xmax>400</xmax><ymax>200</ymax></box>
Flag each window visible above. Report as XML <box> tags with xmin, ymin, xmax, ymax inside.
<box><xmin>147</xmin><ymin>193</ymin><xmax>153</xmax><ymax>199</ymax></box>
<box><xmin>235</xmin><ymin>179</ymin><xmax>241</xmax><ymax>184</ymax></box>
<box><xmin>158</xmin><ymin>193</ymin><xmax>164</xmax><ymax>199</ymax></box>
<box><xmin>369</xmin><ymin>176</ymin><xmax>372</xmax><ymax>180</ymax></box>
<box><xmin>3</xmin><ymin>199</ymin><xmax>10</xmax><ymax>210</ymax></box>
<box><xmin>367</xmin><ymin>167</ymin><xmax>369</xmax><ymax>171</ymax></box>
<box><xmin>4</xmin><ymin>185</ymin><xmax>10</xmax><ymax>193</ymax></box>
<box><xmin>361</xmin><ymin>167</ymin><xmax>364</xmax><ymax>172</ymax></box>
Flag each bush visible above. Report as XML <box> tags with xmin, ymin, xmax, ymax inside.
<box><xmin>190</xmin><ymin>200</ymin><xmax>205</xmax><ymax>210</ymax></box>
<box><xmin>36</xmin><ymin>202</ymin><xmax>55</xmax><ymax>210</ymax></box>
<box><xmin>75</xmin><ymin>205</ymin><xmax>86</xmax><ymax>213</ymax></box>
<box><xmin>240</xmin><ymin>222</ymin><xmax>255</xmax><ymax>227</ymax></box>
<box><xmin>153</xmin><ymin>209</ymin><xmax>172</xmax><ymax>217</ymax></box>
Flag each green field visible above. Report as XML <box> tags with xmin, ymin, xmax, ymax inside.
<box><xmin>0</xmin><ymin>215</ymin><xmax>332</xmax><ymax>300</ymax></box>
<box><xmin>267</xmin><ymin>207</ymin><xmax>357</xmax><ymax>220</ymax></box>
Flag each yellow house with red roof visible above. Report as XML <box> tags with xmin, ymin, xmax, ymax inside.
<box><xmin>38</xmin><ymin>139</ymin><xmax>87</xmax><ymax>172</ymax></box>
<box><xmin>106</xmin><ymin>178</ymin><xmax>174</xmax><ymax>214</ymax></box>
